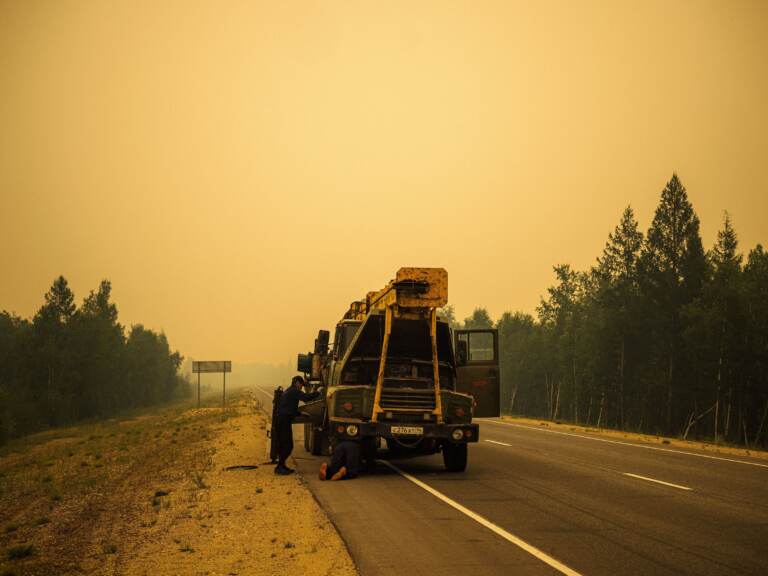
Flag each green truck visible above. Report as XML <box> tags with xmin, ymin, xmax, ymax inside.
<box><xmin>296</xmin><ymin>268</ymin><xmax>500</xmax><ymax>472</ymax></box>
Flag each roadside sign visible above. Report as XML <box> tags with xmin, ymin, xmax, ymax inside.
<box><xmin>192</xmin><ymin>361</ymin><xmax>232</xmax><ymax>408</ymax></box>
<box><xmin>193</xmin><ymin>361</ymin><xmax>232</xmax><ymax>373</ymax></box>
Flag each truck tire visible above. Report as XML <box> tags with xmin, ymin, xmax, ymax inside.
<box><xmin>361</xmin><ymin>437</ymin><xmax>378</xmax><ymax>472</ymax></box>
<box><xmin>385</xmin><ymin>437</ymin><xmax>403</xmax><ymax>457</ymax></box>
<box><xmin>309</xmin><ymin>425</ymin><xmax>326</xmax><ymax>456</ymax></box>
<box><xmin>443</xmin><ymin>443</ymin><xmax>467</xmax><ymax>472</ymax></box>
<box><xmin>303</xmin><ymin>422</ymin><xmax>312</xmax><ymax>452</ymax></box>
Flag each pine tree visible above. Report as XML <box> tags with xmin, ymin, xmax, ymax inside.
<box><xmin>682</xmin><ymin>213</ymin><xmax>745</xmax><ymax>440</ymax></box>
<box><xmin>640</xmin><ymin>173</ymin><xmax>708</xmax><ymax>433</ymax></box>
<box><xmin>593</xmin><ymin>206</ymin><xmax>644</xmax><ymax>428</ymax></box>
<box><xmin>538</xmin><ymin>265</ymin><xmax>584</xmax><ymax>421</ymax></box>
<box><xmin>72</xmin><ymin>280</ymin><xmax>125</xmax><ymax>417</ymax></box>
<box><xmin>38</xmin><ymin>276</ymin><xmax>76</xmax><ymax>325</ymax></box>
<box><xmin>32</xmin><ymin>276</ymin><xmax>78</xmax><ymax>424</ymax></box>
<box><xmin>597</xmin><ymin>206</ymin><xmax>644</xmax><ymax>285</ymax></box>
<box><xmin>743</xmin><ymin>245</ymin><xmax>768</xmax><ymax>446</ymax></box>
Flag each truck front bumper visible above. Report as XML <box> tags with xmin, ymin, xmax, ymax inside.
<box><xmin>328</xmin><ymin>420</ymin><xmax>479</xmax><ymax>443</ymax></box>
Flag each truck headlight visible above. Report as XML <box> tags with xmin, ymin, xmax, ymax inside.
<box><xmin>451</xmin><ymin>429</ymin><xmax>464</xmax><ymax>441</ymax></box>
<box><xmin>346</xmin><ymin>424</ymin><xmax>359</xmax><ymax>437</ymax></box>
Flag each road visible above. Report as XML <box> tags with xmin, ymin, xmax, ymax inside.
<box><xmin>254</xmin><ymin>385</ymin><xmax>768</xmax><ymax>575</ymax></box>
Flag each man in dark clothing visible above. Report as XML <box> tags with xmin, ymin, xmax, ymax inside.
<box><xmin>275</xmin><ymin>375</ymin><xmax>320</xmax><ymax>475</ymax></box>
<box><xmin>319</xmin><ymin>439</ymin><xmax>361</xmax><ymax>481</ymax></box>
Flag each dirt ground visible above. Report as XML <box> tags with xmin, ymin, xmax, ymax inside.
<box><xmin>500</xmin><ymin>415</ymin><xmax>768</xmax><ymax>460</ymax></box>
<box><xmin>0</xmin><ymin>390</ymin><xmax>357</xmax><ymax>576</ymax></box>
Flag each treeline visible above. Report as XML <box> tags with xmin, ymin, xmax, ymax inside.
<box><xmin>453</xmin><ymin>174</ymin><xmax>768</xmax><ymax>447</ymax></box>
<box><xmin>0</xmin><ymin>277</ymin><xmax>188</xmax><ymax>443</ymax></box>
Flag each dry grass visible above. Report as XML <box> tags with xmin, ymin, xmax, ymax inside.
<box><xmin>0</xmin><ymin>390</ymin><xmax>356</xmax><ymax>576</ymax></box>
<box><xmin>0</xmin><ymin>393</ymin><xmax>231</xmax><ymax>575</ymax></box>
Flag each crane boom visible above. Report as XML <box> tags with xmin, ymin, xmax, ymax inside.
<box><xmin>344</xmin><ymin>267</ymin><xmax>448</xmax><ymax>320</ymax></box>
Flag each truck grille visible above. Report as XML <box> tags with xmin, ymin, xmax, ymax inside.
<box><xmin>380</xmin><ymin>389</ymin><xmax>436</xmax><ymax>411</ymax></box>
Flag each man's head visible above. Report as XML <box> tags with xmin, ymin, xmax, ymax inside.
<box><xmin>291</xmin><ymin>375</ymin><xmax>305</xmax><ymax>389</ymax></box>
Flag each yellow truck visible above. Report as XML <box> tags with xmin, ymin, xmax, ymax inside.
<box><xmin>297</xmin><ymin>268</ymin><xmax>499</xmax><ymax>472</ymax></box>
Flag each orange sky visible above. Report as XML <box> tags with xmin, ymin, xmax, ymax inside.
<box><xmin>1</xmin><ymin>0</ymin><xmax>766</xmax><ymax>364</ymax></box>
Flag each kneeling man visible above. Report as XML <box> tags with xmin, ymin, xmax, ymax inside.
<box><xmin>319</xmin><ymin>439</ymin><xmax>360</xmax><ymax>481</ymax></box>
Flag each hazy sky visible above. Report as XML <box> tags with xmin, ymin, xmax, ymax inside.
<box><xmin>2</xmin><ymin>1</ymin><xmax>766</xmax><ymax>364</ymax></box>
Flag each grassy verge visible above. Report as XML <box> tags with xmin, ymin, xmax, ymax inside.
<box><xmin>0</xmin><ymin>394</ymin><xmax>240</xmax><ymax>576</ymax></box>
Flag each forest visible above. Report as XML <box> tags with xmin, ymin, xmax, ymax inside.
<box><xmin>0</xmin><ymin>278</ymin><xmax>188</xmax><ymax>444</ymax></box>
<box><xmin>448</xmin><ymin>174</ymin><xmax>768</xmax><ymax>447</ymax></box>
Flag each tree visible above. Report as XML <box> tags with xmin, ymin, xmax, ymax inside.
<box><xmin>0</xmin><ymin>312</ymin><xmax>33</xmax><ymax>440</ymax></box>
<box><xmin>458</xmin><ymin>174</ymin><xmax>765</xmax><ymax>447</ymax></box>
<box><xmin>124</xmin><ymin>325</ymin><xmax>183</xmax><ymax>407</ymax></box>
<box><xmin>0</xmin><ymin>277</ymin><xmax>186</xmax><ymax>444</ymax></box>
<box><xmin>596</xmin><ymin>206</ymin><xmax>644</xmax><ymax>286</ymax></box>
<box><xmin>743</xmin><ymin>245</ymin><xmax>768</xmax><ymax>446</ymax></box>
<box><xmin>682</xmin><ymin>213</ymin><xmax>746</xmax><ymax>440</ymax></box>
<box><xmin>640</xmin><ymin>174</ymin><xmax>708</xmax><ymax>433</ymax></box>
<box><xmin>591</xmin><ymin>206</ymin><xmax>645</xmax><ymax>427</ymax></box>
<box><xmin>70</xmin><ymin>280</ymin><xmax>125</xmax><ymax>418</ymax></box>
<box><xmin>31</xmin><ymin>276</ymin><xmax>78</xmax><ymax>425</ymax></box>
<box><xmin>462</xmin><ymin>308</ymin><xmax>494</xmax><ymax>329</ymax></box>
<box><xmin>438</xmin><ymin>305</ymin><xmax>461</xmax><ymax>329</ymax></box>
<box><xmin>496</xmin><ymin>312</ymin><xmax>540</xmax><ymax>415</ymax></box>
<box><xmin>538</xmin><ymin>264</ymin><xmax>585</xmax><ymax>421</ymax></box>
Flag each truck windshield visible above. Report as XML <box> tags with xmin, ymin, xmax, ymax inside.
<box><xmin>340</xmin><ymin>316</ymin><xmax>455</xmax><ymax>389</ymax></box>
<box><xmin>335</xmin><ymin>322</ymin><xmax>361</xmax><ymax>358</ymax></box>
<box><xmin>341</xmin><ymin>358</ymin><xmax>454</xmax><ymax>389</ymax></box>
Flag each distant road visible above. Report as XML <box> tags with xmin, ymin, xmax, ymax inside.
<box><xmin>253</xmin><ymin>384</ymin><xmax>768</xmax><ymax>575</ymax></box>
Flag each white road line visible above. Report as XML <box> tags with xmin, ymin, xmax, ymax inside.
<box><xmin>485</xmin><ymin>439</ymin><xmax>513</xmax><ymax>447</ymax></box>
<box><xmin>253</xmin><ymin>386</ymin><xmax>273</xmax><ymax>402</ymax></box>
<box><xmin>623</xmin><ymin>473</ymin><xmax>692</xmax><ymax>491</ymax></box>
<box><xmin>482</xmin><ymin>419</ymin><xmax>768</xmax><ymax>469</ymax></box>
<box><xmin>380</xmin><ymin>460</ymin><xmax>583</xmax><ymax>576</ymax></box>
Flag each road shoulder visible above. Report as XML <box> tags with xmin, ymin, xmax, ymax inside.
<box><xmin>120</xmin><ymin>391</ymin><xmax>357</xmax><ymax>576</ymax></box>
<box><xmin>495</xmin><ymin>415</ymin><xmax>768</xmax><ymax>461</ymax></box>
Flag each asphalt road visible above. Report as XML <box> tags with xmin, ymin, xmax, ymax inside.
<box><xmin>253</xmin><ymin>385</ymin><xmax>768</xmax><ymax>575</ymax></box>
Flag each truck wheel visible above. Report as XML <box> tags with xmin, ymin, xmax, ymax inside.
<box><xmin>303</xmin><ymin>422</ymin><xmax>312</xmax><ymax>452</ymax></box>
<box><xmin>309</xmin><ymin>426</ymin><xmax>326</xmax><ymax>456</ymax></box>
<box><xmin>385</xmin><ymin>438</ymin><xmax>403</xmax><ymax>457</ymax></box>
<box><xmin>361</xmin><ymin>437</ymin><xmax>377</xmax><ymax>472</ymax></box>
<box><xmin>442</xmin><ymin>443</ymin><xmax>467</xmax><ymax>472</ymax></box>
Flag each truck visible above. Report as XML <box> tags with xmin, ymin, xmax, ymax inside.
<box><xmin>295</xmin><ymin>267</ymin><xmax>500</xmax><ymax>472</ymax></box>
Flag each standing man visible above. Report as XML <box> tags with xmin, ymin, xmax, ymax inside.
<box><xmin>275</xmin><ymin>375</ymin><xmax>320</xmax><ymax>475</ymax></box>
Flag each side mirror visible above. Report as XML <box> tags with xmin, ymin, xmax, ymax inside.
<box><xmin>297</xmin><ymin>353</ymin><xmax>312</xmax><ymax>373</ymax></box>
<box><xmin>315</xmin><ymin>330</ymin><xmax>330</xmax><ymax>354</ymax></box>
<box><xmin>456</xmin><ymin>340</ymin><xmax>468</xmax><ymax>366</ymax></box>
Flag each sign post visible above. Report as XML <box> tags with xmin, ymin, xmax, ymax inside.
<box><xmin>192</xmin><ymin>361</ymin><xmax>232</xmax><ymax>409</ymax></box>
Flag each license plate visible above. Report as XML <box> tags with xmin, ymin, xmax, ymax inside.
<box><xmin>391</xmin><ymin>426</ymin><xmax>423</xmax><ymax>436</ymax></box>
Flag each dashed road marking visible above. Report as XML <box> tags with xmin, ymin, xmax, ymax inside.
<box><xmin>484</xmin><ymin>439</ymin><xmax>513</xmax><ymax>447</ymax></box>
<box><xmin>381</xmin><ymin>460</ymin><xmax>583</xmax><ymax>576</ymax></box>
<box><xmin>623</xmin><ymin>472</ymin><xmax>692</xmax><ymax>491</ymax></box>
